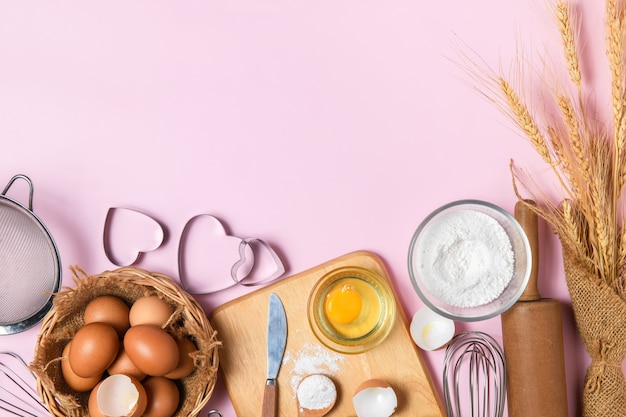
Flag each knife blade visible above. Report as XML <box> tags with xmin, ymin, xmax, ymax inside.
<box><xmin>261</xmin><ymin>293</ymin><xmax>287</xmax><ymax>417</ymax></box>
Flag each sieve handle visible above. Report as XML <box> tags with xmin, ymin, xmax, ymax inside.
<box><xmin>2</xmin><ymin>174</ymin><xmax>34</xmax><ymax>211</ymax></box>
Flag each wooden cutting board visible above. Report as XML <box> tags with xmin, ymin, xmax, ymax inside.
<box><xmin>209</xmin><ymin>250</ymin><xmax>445</xmax><ymax>416</ymax></box>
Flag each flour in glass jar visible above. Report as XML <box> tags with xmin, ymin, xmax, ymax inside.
<box><xmin>416</xmin><ymin>209</ymin><xmax>514</xmax><ymax>307</ymax></box>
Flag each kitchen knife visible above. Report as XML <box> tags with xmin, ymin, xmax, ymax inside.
<box><xmin>262</xmin><ymin>293</ymin><xmax>287</xmax><ymax>417</ymax></box>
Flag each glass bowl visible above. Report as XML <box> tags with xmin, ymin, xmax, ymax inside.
<box><xmin>308</xmin><ymin>266</ymin><xmax>396</xmax><ymax>354</ymax></box>
<box><xmin>408</xmin><ymin>200</ymin><xmax>531</xmax><ymax>322</ymax></box>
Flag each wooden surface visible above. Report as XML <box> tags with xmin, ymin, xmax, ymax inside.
<box><xmin>210</xmin><ymin>250</ymin><xmax>445</xmax><ymax>417</ymax></box>
<box><xmin>501</xmin><ymin>202</ymin><xmax>569</xmax><ymax>417</ymax></box>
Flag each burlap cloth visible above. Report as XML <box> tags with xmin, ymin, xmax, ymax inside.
<box><xmin>563</xmin><ymin>251</ymin><xmax>626</xmax><ymax>417</ymax></box>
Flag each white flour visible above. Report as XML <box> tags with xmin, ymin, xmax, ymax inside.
<box><xmin>296</xmin><ymin>374</ymin><xmax>336</xmax><ymax>411</ymax></box>
<box><xmin>282</xmin><ymin>343</ymin><xmax>344</xmax><ymax>397</ymax></box>
<box><xmin>416</xmin><ymin>209</ymin><xmax>514</xmax><ymax>307</ymax></box>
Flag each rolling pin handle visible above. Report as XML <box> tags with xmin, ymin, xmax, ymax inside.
<box><xmin>515</xmin><ymin>200</ymin><xmax>540</xmax><ymax>301</ymax></box>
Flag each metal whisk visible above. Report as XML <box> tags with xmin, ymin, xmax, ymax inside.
<box><xmin>443</xmin><ymin>332</ymin><xmax>507</xmax><ymax>417</ymax></box>
<box><xmin>0</xmin><ymin>351</ymin><xmax>48</xmax><ymax>417</ymax></box>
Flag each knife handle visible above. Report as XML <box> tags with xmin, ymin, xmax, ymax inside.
<box><xmin>261</xmin><ymin>379</ymin><xmax>277</xmax><ymax>417</ymax></box>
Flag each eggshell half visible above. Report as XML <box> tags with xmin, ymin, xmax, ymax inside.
<box><xmin>410</xmin><ymin>306</ymin><xmax>455</xmax><ymax>351</ymax></box>
<box><xmin>88</xmin><ymin>380</ymin><xmax>106</xmax><ymax>417</ymax></box>
<box><xmin>95</xmin><ymin>374</ymin><xmax>147</xmax><ymax>417</ymax></box>
<box><xmin>353</xmin><ymin>379</ymin><xmax>398</xmax><ymax>417</ymax></box>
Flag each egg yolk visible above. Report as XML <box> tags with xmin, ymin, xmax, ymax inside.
<box><xmin>325</xmin><ymin>284</ymin><xmax>363</xmax><ymax>324</ymax></box>
<box><xmin>421</xmin><ymin>322</ymin><xmax>438</xmax><ymax>346</ymax></box>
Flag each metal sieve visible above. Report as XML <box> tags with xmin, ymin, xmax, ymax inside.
<box><xmin>0</xmin><ymin>175</ymin><xmax>61</xmax><ymax>335</ymax></box>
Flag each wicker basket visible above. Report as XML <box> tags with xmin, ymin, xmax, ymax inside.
<box><xmin>30</xmin><ymin>266</ymin><xmax>221</xmax><ymax>417</ymax></box>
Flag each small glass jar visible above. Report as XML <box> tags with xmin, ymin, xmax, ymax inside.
<box><xmin>408</xmin><ymin>199</ymin><xmax>532</xmax><ymax>322</ymax></box>
<box><xmin>308</xmin><ymin>266</ymin><xmax>396</xmax><ymax>354</ymax></box>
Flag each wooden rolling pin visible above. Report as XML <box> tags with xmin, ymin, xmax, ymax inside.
<box><xmin>501</xmin><ymin>200</ymin><xmax>568</xmax><ymax>417</ymax></box>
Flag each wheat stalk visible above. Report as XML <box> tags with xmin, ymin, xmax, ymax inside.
<box><xmin>498</xmin><ymin>77</ymin><xmax>553</xmax><ymax>164</ymax></box>
<box><xmin>606</xmin><ymin>0</ymin><xmax>626</xmax><ymax>197</ymax></box>
<box><xmin>511</xmin><ymin>168</ymin><xmax>591</xmax><ymax>264</ymax></box>
<box><xmin>606</xmin><ymin>0</ymin><xmax>625</xmax><ymax>127</ymax></box>
<box><xmin>458</xmin><ymin>0</ymin><xmax>626</xmax><ymax>295</ymax></box>
<box><xmin>556</xmin><ymin>95</ymin><xmax>590</xmax><ymax>183</ymax></box>
<box><xmin>587</xmin><ymin>138</ymin><xmax>617</xmax><ymax>284</ymax></box>
<box><xmin>546</xmin><ymin>125</ymin><xmax>575</xmax><ymax>188</ymax></box>
<box><xmin>556</xmin><ymin>0</ymin><xmax>582</xmax><ymax>91</ymax></box>
<box><xmin>618</xmin><ymin>225</ymin><xmax>626</xmax><ymax>289</ymax></box>
<box><xmin>561</xmin><ymin>199</ymin><xmax>588</xmax><ymax>252</ymax></box>
<box><xmin>605</xmin><ymin>0</ymin><xmax>626</xmax><ymax>292</ymax></box>
<box><xmin>489</xmin><ymin>0</ymin><xmax>626</xmax><ymax>296</ymax></box>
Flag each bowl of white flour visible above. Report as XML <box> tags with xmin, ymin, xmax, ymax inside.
<box><xmin>408</xmin><ymin>200</ymin><xmax>531</xmax><ymax>321</ymax></box>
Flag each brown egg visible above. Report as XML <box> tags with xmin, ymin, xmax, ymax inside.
<box><xmin>124</xmin><ymin>324</ymin><xmax>179</xmax><ymax>376</ymax></box>
<box><xmin>108</xmin><ymin>344</ymin><xmax>147</xmax><ymax>381</ymax></box>
<box><xmin>164</xmin><ymin>337</ymin><xmax>197</xmax><ymax>379</ymax></box>
<box><xmin>60</xmin><ymin>342</ymin><xmax>102</xmax><ymax>392</ymax></box>
<box><xmin>69</xmin><ymin>322</ymin><xmax>119</xmax><ymax>378</ymax></box>
<box><xmin>142</xmin><ymin>376</ymin><xmax>181</xmax><ymax>417</ymax></box>
<box><xmin>84</xmin><ymin>295</ymin><xmax>130</xmax><ymax>336</ymax></box>
<box><xmin>89</xmin><ymin>374</ymin><xmax>147</xmax><ymax>417</ymax></box>
<box><xmin>129</xmin><ymin>296</ymin><xmax>174</xmax><ymax>327</ymax></box>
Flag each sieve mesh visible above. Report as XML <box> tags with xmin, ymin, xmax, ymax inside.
<box><xmin>0</xmin><ymin>201</ymin><xmax>59</xmax><ymax>325</ymax></box>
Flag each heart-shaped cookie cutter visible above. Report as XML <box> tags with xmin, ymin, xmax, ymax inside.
<box><xmin>103</xmin><ymin>208</ymin><xmax>285</xmax><ymax>294</ymax></box>
<box><xmin>103</xmin><ymin>207</ymin><xmax>166</xmax><ymax>267</ymax></box>
<box><xmin>178</xmin><ymin>214</ymin><xmax>285</xmax><ymax>294</ymax></box>
<box><xmin>232</xmin><ymin>237</ymin><xmax>286</xmax><ymax>287</ymax></box>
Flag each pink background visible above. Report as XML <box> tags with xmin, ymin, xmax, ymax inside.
<box><xmin>0</xmin><ymin>1</ymin><xmax>614</xmax><ymax>415</ymax></box>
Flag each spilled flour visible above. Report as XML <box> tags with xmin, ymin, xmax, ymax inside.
<box><xmin>282</xmin><ymin>343</ymin><xmax>344</xmax><ymax>398</ymax></box>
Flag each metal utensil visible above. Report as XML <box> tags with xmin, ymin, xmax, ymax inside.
<box><xmin>0</xmin><ymin>174</ymin><xmax>61</xmax><ymax>335</ymax></box>
<box><xmin>261</xmin><ymin>293</ymin><xmax>287</xmax><ymax>417</ymax></box>
<box><xmin>0</xmin><ymin>351</ymin><xmax>48</xmax><ymax>416</ymax></box>
<box><xmin>443</xmin><ymin>332</ymin><xmax>507</xmax><ymax>417</ymax></box>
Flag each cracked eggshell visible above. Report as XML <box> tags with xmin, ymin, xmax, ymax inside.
<box><xmin>88</xmin><ymin>380</ymin><xmax>106</xmax><ymax>417</ymax></box>
<box><xmin>410</xmin><ymin>305</ymin><xmax>455</xmax><ymax>351</ymax></box>
<box><xmin>353</xmin><ymin>379</ymin><xmax>398</xmax><ymax>417</ymax></box>
<box><xmin>89</xmin><ymin>374</ymin><xmax>147</xmax><ymax>417</ymax></box>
